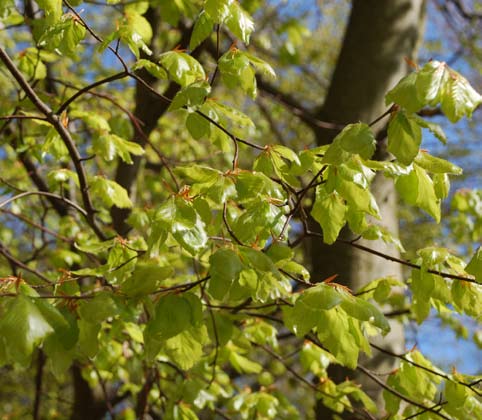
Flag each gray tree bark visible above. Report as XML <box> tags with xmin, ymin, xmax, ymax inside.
<box><xmin>311</xmin><ymin>0</ymin><xmax>426</xmax><ymax>417</ymax></box>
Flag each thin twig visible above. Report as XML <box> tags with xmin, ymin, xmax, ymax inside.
<box><xmin>0</xmin><ymin>47</ymin><xmax>105</xmax><ymax>240</ymax></box>
<box><xmin>357</xmin><ymin>365</ymin><xmax>451</xmax><ymax>420</ymax></box>
<box><xmin>56</xmin><ymin>71</ymin><xmax>128</xmax><ymax>114</ymax></box>
<box><xmin>0</xmin><ymin>241</ymin><xmax>52</xmax><ymax>284</ymax></box>
<box><xmin>222</xmin><ymin>202</ymin><xmax>245</xmax><ymax>246</ymax></box>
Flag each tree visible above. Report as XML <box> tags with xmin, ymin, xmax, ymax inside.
<box><xmin>0</xmin><ymin>1</ymin><xmax>481</xmax><ymax>419</ymax></box>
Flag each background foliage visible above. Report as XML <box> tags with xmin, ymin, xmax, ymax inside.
<box><xmin>0</xmin><ymin>0</ymin><xmax>481</xmax><ymax>419</ymax></box>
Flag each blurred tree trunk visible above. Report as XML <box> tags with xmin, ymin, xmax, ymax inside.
<box><xmin>312</xmin><ymin>0</ymin><xmax>426</xmax><ymax>417</ymax></box>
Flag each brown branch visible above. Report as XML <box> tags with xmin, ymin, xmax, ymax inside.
<box><xmin>0</xmin><ymin>114</ymin><xmax>48</xmax><ymax>121</ymax></box>
<box><xmin>33</xmin><ymin>350</ymin><xmax>46</xmax><ymax>420</ymax></box>
<box><xmin>257</xmin><ymin>343</ymin><xmax>373</xmax><ymax>419</ymax></box>
<box><xmin>357</xmin><ymin>365</ymin><xmax>451</xmax><ymax>420</ymax></box>
<box><xmin>370</xmin><ymin>343</ymin><xmax>482</xmax><ymax>397</ymax></box>
<box><xmin>222</xmin><ymin>202</ymin><xmax>245</xmax><ymax>246</ymax></box>
<box><xmin>0</xmin><ymin>241</ymin><xmax>52</xmax><ymax>284</ymax></box>
<box><xmin>256</xmin><ymin>76</ymin><xmax>344</xmax><ymax>131</ymax></box>
<box><xmin>136</xmin><ymin>368</ymin><xmax>157</xmax><ymax>419</ymax></box>
<box><xmin>0</xmin><ymin>47</ymin><xmax>105</xmax><ymax>240</ymax></box>
<box><xmin>447</xmin><ymin>0</ymin><xmax>482</xmax><ymax>20</ymax></box>
<box><xmin>0</xmin><ymin>208</ymin><xmax>73</xmax><ymax>243</ymax></box>
<box><xmin>56</xmin><ymin>71</ymin><xmax>128</xmax><ymax>114</ymax></box>
<box><xmin>303</xmin><ymin>230</ymin><xmax>477</xmax><ymax>284</ymax></box>
<box><xmin>0</xmin><ymin>191</ymin><xmax>88</xmax><ymax>217</ymax></box>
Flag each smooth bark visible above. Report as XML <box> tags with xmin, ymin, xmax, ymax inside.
<box><xmin>312</xmin><ymin>0</ymin><xmax>426</xmax><ymax>417</ymax></box>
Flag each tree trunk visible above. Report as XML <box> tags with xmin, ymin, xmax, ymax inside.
<box><xmin>312</xmin><ymin>0</ymin><xmax>426</xmax><ymax>416</ymax></box>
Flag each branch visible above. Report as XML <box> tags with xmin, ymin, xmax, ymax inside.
<box><xmin>370</xmin><ymin>343</ymin><xmax>482</xmax><ymax>397</ymax></box>
<box><xmin>222</xmin><ymin>202</ymin><xmax>245</xmax><ymax>246</ymax></box>
<box><xmin>256</xmin><ymin>76</ymin><xmax>344</xmax><ymax>131</ymax></box>
<box><xmin>33</xmin><ymin>350</ymin><xmax>46</xmax><ymax>420</ymax></box>
<box><xmin>136</xmin><ymin>368</ymin><xmax>157</xmax><ymax>419</ymax></box>
<box><xmin>0</xmin><ymin>191</ymin><xmax>88</xmax><ymax>218</ymax></box>
<box><xmin>257</xmin><ymin>343</ymin><xmax>374</xmax><ymax>420</ymax></box>
<box><xmin>56</xmin><ymin>70</ymin><xmax>128</xmax><ymax>114</ymax></box>
<box><xmin>0</xmin><ymin>47</ymin><xmax>105</xmax><ymax>240</ymax></box>
<box><xmin>357</xmin><ymin>365</ymin><xmax>451</xmax><ymax>420</ymax></box>
<box><xmin>447</xmin><ymin>0</ymin><xmax>482</xmax><ymax>20</ymax></box>
<box><xmin>0</xmin><ymin>241</ymin><xmax>52</xmax><ymax>284</ymax></box>
<box><xmin>0</xmin><ymin>208</ymin><xmax>73</xmax><ymax>243</ymax></box>
<box><xmin>304</xmin><ymin>230</ymin><xmax>477</xmax><ymax>284</ymax></box>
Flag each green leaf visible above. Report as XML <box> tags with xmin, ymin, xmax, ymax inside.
<box><xmin>70</xmin><ymin>110</ymin><xmax>111</xmax><ymax>132</ymax></box>
<box><xmin>190</xmin><ymin>11</ymin><xmax>214</xmax><ymax>51</ymax></box>
<box><xmin>225</xmin><ymin>1</ymin><xmax>255</xmax><ymax>44</ymax></box>
<box><xmin>202</xmin><ymin>100</ymin><xmax>255</xmax><ymax>136</ymax></box>
<box><xmin>311</xmin><ymin>187</ymin><xmax>347</xmax><ymax>244</ymax></box>
<box><xmin>433</xmin><ymin>173</ymin><xmax>450</xmax><ymax>199</ymax></box>
<box><xmin>119</xmin><ymin>8</ymin><xmax>153</xmax><ymax>57</ymax></box>
<box><xmin>340</xmin><ymin>294</ymin><xmax>390</xmax><ymax>333</ymax></box>
<box><xmin>169</xmin><ymin>81</ymin><xmax>211</xmax><ymax>111</ymax></box>
<box><xmin>298</xmin><ymin>283</ymin><xmax>344</xmax><ymax>311</ymax></box>
<box><xmin>337</xmin><ymin>123</ymin><xmax>376</xmax><ymax>159</ymax></box>
<box><xmin>218</xmin><ymin>50</ymin><xmax>257</xmax><ymax>98</ymax></box>
<box><xmin>170</xmin><ymin>199</ymin><xmax>208</xmax><ymax>255</ymax></box>
<box><xmin>271</xmin><ymin>144</ymin><xmax>301</xmax><ymax>165</ymax></box>
<box><xmin>243</xmin><ymin>51</ymin><xmax>276</xmax><ymax>78</ymax></box>
<box><xmin>17</xmin><ymin>48</ymin><xmax>47</xmax><ymax>80</ymax></box>
<box><xmin>93</xmin><ymin>133</ymin><xmax>144</xmax><ymax>164</ymax></box>
<box><xmin>91</xmin><ymin>176</ymin><xmax>133</xmax><ymax>208</ymax></box>
<box><xmin>132</xmin><ymin>59</ymin><xmax>168</xmax><ymax>79</ymax></box>
<box><xmin>205</xmin><ymin>0</ymin><xmax>231</xmax><ymax>22</ymax></box>
<box><xmin>159</xmin><ymin>51</ymin><xmax>206</xmax><ymax>87</ymax></box>
<box><xmin>387</xmin><ymin>111</ymin><xmax>422</xmax><ymax>165</ymax></box>
<box><xmin>0</xmin><ymin>295</ymin><xmax>53</xmax><ymax>365</ymax></box>
<box><xmin>34</xmin><ymin>299</ymin><xmax>72</xmax><ymax>341</ymax></box>
<box><xmin>36</xmin><ymin>0</ymin><xmax>62</xmax><ymax>22</ymax></box>
<box><xmin>77</xmin><ymin>319</ymin><xmax>100</xmax><ymax>358</ymax></box>
<box><xmin>231</xmin><ymin>199</ymin><xmax>285</xmax><ymax>245</ymax></box>
<box><xmin>43</xmin><ymin>333</ymin><xmax>75</xmax><ymax>378</ymax></box>
<box><xmin>411</xmin><ymin>114</ymin><xmax>447</xmax><ymax>144</ymax></box>
<box><xmin>465</xmin><ymin>248</ymin><xmax>482</xmax><ymax>284</ymax></box>
<box><xmin>42</xmin><ymin>127</ymin><xmax>69</xmax><ymax>159</ymax></box>
<box><xmin>285</xmin><ymin>284</ymin><xmax>342</xmax><ymax>337</ymax></box>
<box><xmin>163</xmin><ymin>325</ymin><xmax>208</xmax><ymax>369</ymax></box>
<box><xmin>209</xmin><ymin>248</ymin><xmax>244</xmax><ymax>299</ymax></box>
<box><xmin>0</xmin><ymin>0</ymin><xmax>15</xmax><ymax>18</ymax></box>
<box><xmin>186</xmin><ymin>112</ymin><xmax>211</xmax><ymax>139</ymax></box>
<box><xmin>146</xmin><ymin>293</ymin><xmax>201</xmax><ymax>340</ymax></box>
<box><xmin>396</xmin><ymin>164</ymin><xmax>441</xmax><ymax>222</ymax></box>
<box><xmin>229</xmin><ymin>351</ymin><xmax>262</xmax><ymax>373</ymax></box>
<box><xmin>78</xmin><ymin>292</ymin><xmax>117</xmax><ymax>323</ymax></box>
<box><xmin>121</xmin><ymin>263</ymin><xmax>173</xmax><ymax>296</ymax></box>
<box><xmin>440</xmin><ymin>69</ymin><xmax>482</xmax><ymax>122</ymax></box>
<box><xmin>414</xmin><ymin>151</ymin><xmax>462</xmax><ymax>175</ymax></box>
<box><xmin>385</xmin><ymin>72</ymin><xmax>424</xmax><ymax>112</ymax></box>
<box><xmin>38</xmin><ymin>15</ymin><xmax>86</xmax><ymax>56</ymax></box>
<box><xmin>335</xmin><ymin>174</ymin><xmax>379</xmax><ymax>217</ymax></box>
<box><xmin>415</xmin><ymin>60</ymin><xmax>448</xmax><ymax>105</ymax></box>
<box><xmin>316</xmin><ymin>309</ymin><xmax>361</xmax><ymax>369</ymax></box>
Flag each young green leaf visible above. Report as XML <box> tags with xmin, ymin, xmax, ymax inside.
<box><xmin>225</xmin><ymin>1</ymin><xmax>255</xmax><ymax>44</ymax></box>
<box><xmin>93</xmin><ymin>133</ymin><xmax>144</xmax><ymax>163</ymax></box>
<box><xmin>440</xmin><ymin>70</ymin><xmax>482</xmax><ymax>122</ymax></box>
<box><xmin>190</xmin><ymin>11</ymin><xmax>214</xmax><ymax>51</ymax></box>
<box><xmin>387</xmin><ymin>111</ymin><xmax>422</xmax><ymax>165</ymax></box>
<box><xmin>311</xmin><ymin>187</ymin><xmax>347</xmax><ymax>244</ymax></box>
<box><xmin>159</xmin><ymin>51</ymin><xmax>206</xmax><ymax>87</ymax></box>
<box><xmin>0</xmin><ymin>295</ymin><xmax>53</xmax><ymax>365</ymax></box>
<box><xmin>91</xmin><ymin>176</ymin><xmax>133</xmax><ymax>208</ymax></box>
<box><xmin>465</xmin><ymin>248</ymin><xmax>482</xmax><ymax>284</ymax></box>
